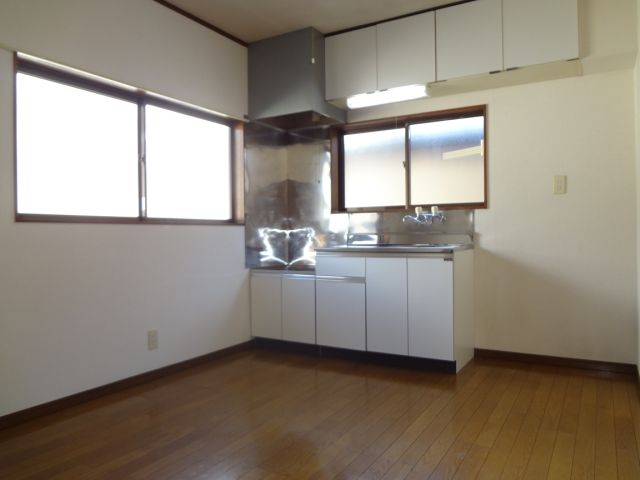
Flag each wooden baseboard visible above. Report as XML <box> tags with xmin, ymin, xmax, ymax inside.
<box><xmin>474</xmin><ymin>348</ymin><xmax>638</xmax><ymax>376</ymax></box>
<box><xmin>0</xmin><ymin>340</ymin><xmax>255</xmax><ymax>431</ymax></box>
<box><xmin>255</xmin><ymin>337</ymin><xmax>457</xmax><ymax>374</ymax></box>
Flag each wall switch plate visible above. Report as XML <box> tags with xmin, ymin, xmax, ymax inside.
<box><xmin>147</xmin><ymin>330</ymin><xmax>158</xmax><ymax>350</ymax></box>
<box><xmin>553</xmin><ymin>175</ymin><xmax>567</xmax><ymax>194</ymax></box>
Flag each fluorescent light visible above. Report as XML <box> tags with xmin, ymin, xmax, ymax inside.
<box><xmin>347</xmin><ymin>84</ymin><xmax>428</xmax><ymax>109</ymax></box>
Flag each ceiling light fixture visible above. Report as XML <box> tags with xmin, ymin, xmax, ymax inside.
<box><xmin>346</xmin><ymin>84</ymin><xmax>428</xmax><ymax>109</ymax></box>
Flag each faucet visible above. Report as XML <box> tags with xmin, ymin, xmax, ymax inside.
<box><xmin>402</xmin><ymin>206</ymin><xmax>446</xmax><ymax>225</ymax></box>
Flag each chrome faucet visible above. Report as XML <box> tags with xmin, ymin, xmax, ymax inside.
<box><xmin>402</xmin><ymin>206</ymin><xmax>446</xmax><ymax>225</ymax></box>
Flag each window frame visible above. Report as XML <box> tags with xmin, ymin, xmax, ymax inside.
<box><xmin>330</xmin><ymin>104</ymin><xmax>488</xmax><ymax>213</ymax></box>
<box><xmin>13</xmin><ymin>54</ymin><xmax>245</xmax><ymax>225</ymax></box>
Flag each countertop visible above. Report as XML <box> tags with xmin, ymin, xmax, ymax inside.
<box><xmin>250</xmin><ymin>244</ymin><xmax>474</xmax><ymax>272</ymax></box>
<box><xmin>315</xmin><ymin>243</ymin><xmax>473</xmax><ymax>254</ymax></box>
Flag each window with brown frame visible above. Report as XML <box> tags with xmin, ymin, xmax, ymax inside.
<box><xmin>331</xmin><ymin>105</ymin><xmax>487</xmax><ymax>212</ymax></box>
<box><xmin>15</xmin><ymin>54</ymin><xmax>244</xmax><ymax>225</ymax></box>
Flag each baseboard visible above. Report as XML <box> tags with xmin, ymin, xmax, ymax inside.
<box><xmin>474</xmin><ymin>348</ymin><xmax>638</xmax><ymax>376</ymax></box>
<box><xmin>254</xmin><ymin>337</ymin><xmax>457</xmax><ymax>374</ymax></box>
<box><xmin>0</xmin><ymin>340</ymin><xmax>255</xmax><ymax>431</ymax></box>
<box><xmin>254</xmin><ymin>337</ymin><xmax>321</xmax><ymax>355</ymax></box>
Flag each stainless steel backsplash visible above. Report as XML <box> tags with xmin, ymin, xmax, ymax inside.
<box><xmin>244</xmin><ymin>122</ymin><xmax>474</xmax><ymax>269</ymax></box>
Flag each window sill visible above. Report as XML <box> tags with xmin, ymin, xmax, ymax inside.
<box><xmin>333</xmin><ymin>202</ymin><xmax>487</xmax><ymax>214</ymax></box>
<box><xmin>15</xmin><ymin>213</ymin><xmax>244</xmax><ymax>226</ymax></box>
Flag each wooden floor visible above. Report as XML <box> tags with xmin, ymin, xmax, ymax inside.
<box><xmin>2</xmin><ymin>349</ymin><xmax>640</xmax><ymax>479</ymax></box>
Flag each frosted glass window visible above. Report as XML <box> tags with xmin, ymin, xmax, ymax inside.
<box><xmin>16</xmin><ymin>73</ymin><xmax>139</xmax><ymax>216</ymax></box>
<box><xmin>343</xmin><ymin>128</ymin><xmax>405</xmax><ymax>208</ymax></box>
<box><xmin>145</xmin><ymin>105</ymin><xmax>231</xmax><ymax>220</ymax></box>
<box><xmin>410</xmin><ymin>116</ymin><xmax>484</xmax><ymax>205</ymax></box>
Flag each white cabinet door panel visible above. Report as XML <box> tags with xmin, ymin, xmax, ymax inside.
<box><xmin>316</xmin><ymin>278</ymin><xmax>366</xmax><ymax>351</ymax></box>
<box><xmin>250</xmin><ymin>274</ymin><xmax>282</xmax><ymax>339</ymax></box>
<box><xmin>503</xmin><ymin>0</ymin><xmax>578</xmax><ymax>69</ymax></box>
<box><xmin>325</xmin><ymin>26</ymin><xmax>377</xmax><ymax>100</ymax></box>
<box><xmin>407</xmin><ymin>258</ymin><xmax>454</xmax><ymax>360</ymax></box>
<box><xmin>366</xmin><ymin>257</ymin><xmax>408</xmax><ymax>355</ymax></box>
<box><xmin>282</xmin><ymin>275</ymin><xmax>316</xmax><ymax>344</ymax></box>
<box><xmin>436</xmin><ymin>0</ymin><xmax>503</xmax><ymax>80</ymax></box>
<box><xmin>377</xmin><ymin>12</ymin><xmax>435</xmax><ymax>90</ymax></box>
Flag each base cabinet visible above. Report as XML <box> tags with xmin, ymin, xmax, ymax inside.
<box><xmin>408</xmin><ymin>251</ymin><xmax>475</xmax><ymax>370</ymax></box>
<box><xmin>366</xmin><ymin>257</ymin><xmax>408</xmax><ymax>355</ymax></box>
<box><xmin>252</xmin><ymin>249</ymin><xmax>473</xmax><ymax>371</ymax></box>
<box><xmin>408</xmin><ymin>257</ymin><xmax>454</xmax><ymax>361</ymax></box>
<box><xmin>250</xmin><ymin>273</ymin><xmax>282</xmax><ymax>339</ymax></box>
<box><xmin>282</xmin><ymin>275</ymin><xmax>316</xmax><ymax>344</ymax></box>
<box><xmin>316</xmin><ymin>277</ymin><xmax>366</xmax><ymax>351</ymax></box>
<box><xmin>315</xmin><ymin>250</ymin><xmax>474</xmax><ymax>371</ymax></box>
<box><xmin>250</xmin><ymin>272</ymin><xmax>316</xmax><ymax>344</ymax></box>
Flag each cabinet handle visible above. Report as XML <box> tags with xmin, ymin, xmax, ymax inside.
<box><xmin>316</xmin><ymin>276</ymin><xmax>365</xmax><ymax>284</ymax></box>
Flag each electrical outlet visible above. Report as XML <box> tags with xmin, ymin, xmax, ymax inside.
<box><xmin>147</xmin><ymin>330</ymin><xmax>158</xmax><ymax>351</ymax></box>
<box><xmin>553</xmin><ymin>175</ymin><xmax>567</xmax><ymax>195</ymax></box>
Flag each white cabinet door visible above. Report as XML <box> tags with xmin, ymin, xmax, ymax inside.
<box><xmin>407</xmin><ymin>257</ymin><xmax>454</xmax><ymax>361</ymax></box>
<box><xmin>250</xmin><ymin>273</ymin><xmax>282</xmax><ymax>339</ymax></box>
<box><xmin>503</xmin><ymin>0</ymin><xmax>578</xmax><ymax>69</ymax></box>
<box><xmin>366</xmin><ymin>257</ymin><xmax>408</xmax><ymax>355</ymax></box>
<box><xmin>377</xmin><ymin>12</ymin><xmax>435</xmax><ymax>90</ymax></box>
<box><xmin>436</xmin><ymin>0</ymin><xmax>503</xmax><ymax>81</ymax></box>
<box><xmin>316</xmin><ymin>277</ymin><xmax>366</xmax><ymax>351</ymax></box>
<box><xmin>325</xmin><ymin>26</ymin><xmax>377</xmax><ymax>100</ymax></box>
<box><xmin>282</xmin><ymin>275</ymin><xmax>316</xmax><ymax>344</ymax></box>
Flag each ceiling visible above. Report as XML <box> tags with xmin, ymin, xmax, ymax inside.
<box><xmin>163</xmin><ymin>0</ymin><xmax>457</xmax><ymax>43</ymax></box>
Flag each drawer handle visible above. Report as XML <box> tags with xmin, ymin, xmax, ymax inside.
<box><xmin>316</xmin><ymin>276</ymin><xmax>365</xmax><ymax>284</ymax></box>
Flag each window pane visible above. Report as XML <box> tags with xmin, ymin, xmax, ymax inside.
<box><xmin>145</xmin><ymin>105</ymin><xmax>231</xmax><ymax>220</ymax></box>
<box><xmin>409</xmin><ymin>116</ymin><xmax>485</xmax><ymax>205</ymax></box>
<box><xmin>344</xmin><ymin>128</ymin><xmax>405</xmax><ymax>209</ymax></box>
<box><xmin>16</xmin><ymin>73</ymin><xmax>139</xmax><ymax>216</ymax></box>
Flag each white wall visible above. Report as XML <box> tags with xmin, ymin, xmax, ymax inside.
<box><xmin>0</xmin><ymin>0</ymin><xmax>248</xmax><ymax>119</ymax></box>
<box><xmin>0</xmin><ymin>3</ymin><xmax>250</xmax><ymax>417</ymax></box>
<box><xmin>351</xmin><ymin>0</ymin><xmax>638</xmax><ymax>364</ymax></box>
<box><xmin>636</xmin><ymin>0</ymin><xmax>640</xmax><ymax>372</ymax></box>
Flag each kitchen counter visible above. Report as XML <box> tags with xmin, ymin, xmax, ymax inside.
<box><xmin>316</xmin><ymin>243</ymin><xmax>473</xmax><ymax>254</ymax></box>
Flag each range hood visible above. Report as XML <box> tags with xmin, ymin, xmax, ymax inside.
<box><xmin>248</xmin><ymin>27</ymin><xmax>346</xmax><ymax>129</ymax></box>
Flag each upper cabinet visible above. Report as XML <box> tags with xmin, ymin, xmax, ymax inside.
<box><xmin>435</xmin><ymin>0</ymin><xmax>503</xmax><ymax>81</ymax></box>
<box><xmin>503</xmin><ymin>0</ymin><xmax>579</xmax><ymax>69</ymax></box>
<box><xmin>325</xmin><ymin>0</ymin><xmax>580</xmax><ymax>102</ymax></box>
<box><xmin>376</xmin><ymin>12</ymin><xmax>436</xmax><ymax>91</ymax></box>
<box><xmin>325</xmin><ymin>26</ymin><xmax>377</xmax><ymax>100</ymax></box>
<box><xmin>325</xmin><ymin>13</ymin><xmax>435</xmax><ymax>100</ymax></box>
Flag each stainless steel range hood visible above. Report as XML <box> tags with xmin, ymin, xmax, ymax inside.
<box><xmin>248</xmin><ymin>27</ymin><xmax>346</xmax><ymax>129</ymax></box>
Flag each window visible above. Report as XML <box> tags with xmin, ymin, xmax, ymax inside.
<box><xmin>145</xmin><ymin>105</ymin><xmax>231</xmax><ymax>220</ymax></box>
<box><xmin>343</xmin><ymin>128</ymin><xmax>405</xmax><ymax>209</ymax></box>
<box><xmin>333</xmin><ymin>106</ymin><xmax>486</xmax><ymax>212</ymax></box>
<box><xmin>16</xmin><ymin>73</ymin><xmax>139</xmax><ymax>217</ymax></box>
<box><xmin>15</xmin><ymin>55</ymin><xmax>240</xmax><ymax>224</ymax></box>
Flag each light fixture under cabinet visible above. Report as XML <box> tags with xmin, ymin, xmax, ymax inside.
<box><xmin>346</xmin><ymin>84</ymin><xmax>428</xmax><ymax>109</ymax></box>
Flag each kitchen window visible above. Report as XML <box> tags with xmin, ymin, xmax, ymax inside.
<box><xmin>332</xmin><ymin>105</ymin><xmax>486</xmax><ymax>212</ymax></box>
<box><xmin>15</xmin><ymin>55</ymin><xmax>242</xmax><ymax>224</ymax></box>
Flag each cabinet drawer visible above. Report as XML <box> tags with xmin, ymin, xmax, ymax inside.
<box><xmin>315</xmin><ymin>254</ymin><xmax>365</xmax><ymax>277</ymax></box>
